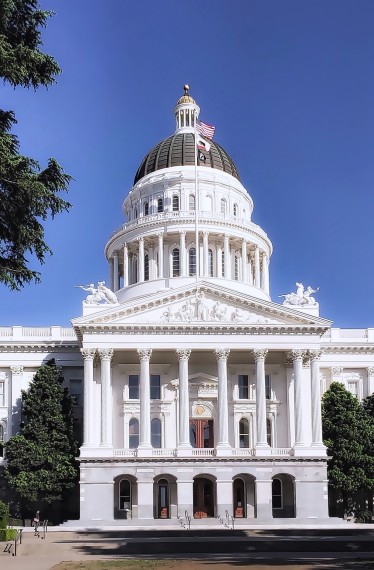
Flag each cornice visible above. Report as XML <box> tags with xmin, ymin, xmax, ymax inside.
<box><xmin>0</xmin><ymin>343</ymin><xmax>81</xmax><ymax>353</ymax></box>
<box><xmin>321</xmin><ymin>346</ymin><xmax>374</xmax><ymax>355</ymax></box>
<box><xmin>78</xmin><ymin>456</ymin><xmax>328</xmax><ymax>465</ymax></box>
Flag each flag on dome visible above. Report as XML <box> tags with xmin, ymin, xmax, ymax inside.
<box><xmin>196</xmin><ymin>119</ymin><xmax>215</xmax><ymax>139</ymax></box>
<box><xmin>196</xmin><ymin>135</ymin><xmax>211</xmax><ymax>153</ymax></box>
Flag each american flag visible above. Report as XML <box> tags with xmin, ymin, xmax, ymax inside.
<box><xmin>196</xmin><ymin>119</ymin><xmax>215</xmax><ymax>140</ymax></box>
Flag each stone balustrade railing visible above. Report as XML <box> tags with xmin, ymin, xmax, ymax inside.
<box><xmin>0</xmin><ymin>326</ymin><xmax>77</xmax><ymax>341</ymax></box>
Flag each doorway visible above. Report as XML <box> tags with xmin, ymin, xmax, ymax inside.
<box><xmin>157</xmin><ymin>478</ymin><xmax>169</xmax><ymax>519</ymax></box>
<box><xmin>193</xmin><ymin>477</ymin><xmax>214</xmax><ymax>518</ymax></box>
<box><xmin>233</xmin><ymin>478</ymin><xmax>245</xmax><ymax>518</ymax></box>
<box><xmin>190</xmin><ymin>419</ymin><xmax>214</xmax><ymax>448</ymax></box>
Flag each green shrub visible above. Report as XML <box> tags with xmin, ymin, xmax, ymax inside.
<box><xmin>0</xmin><ymin>528</ymin><xmax>17</xmax><ymax>541</ymax></box>
<box><xmin>354</xmin><ymin>509</ymin><xmax>373</xmax><ymax>523</ymax></box>
<box><xmin>0</xmin><ymin>500</ymin><xmax>9</xmax><ymax>528</ymax></box>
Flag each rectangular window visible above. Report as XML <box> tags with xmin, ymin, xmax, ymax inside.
<box><xmin>0</xmin><ymin>381</ymin><xmax>4</xmax><ymax>407</ymax></box>
<box><xmin>70</xmin><ymin>379</ymin><xmax>82</xmax><ymax>406</ymax></box>
<box><xmin>238</xmin><ymin>375</ymin><xmax>249</xmax><ymax>399</ymax></box>
<box><xmin>265</xmin><ymin>374</ymin><xmax>271</xmax><ymax>400</ymax></box>
<box><xmin>129</xmin><ymin>375</ymin><xmax>139</xmax><ymax>399</ymax></box>
<box><xmin>150</xmin><ymin>374</ymin><xmax>161</xmax><ymax>400</ymax></box>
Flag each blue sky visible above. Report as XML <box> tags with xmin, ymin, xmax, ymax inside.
<box><xmin>2</xmin><ymin>0</ymin><xmax>374</xmax><ymax>327</ymax></box>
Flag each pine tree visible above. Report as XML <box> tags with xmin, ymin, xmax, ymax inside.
<box><xmin>0</xmin><ymin>1</ymin><xmax>71</xmax><ymax>290</ymax></box>
<box><xmin>322</xmin><ymin>382</ymin><xmax>374</xmax><ymax>517</ymax></box>
<box><xmin>4</xmin><ymin>360</ymin><xmax>78</xmax><ymax>515</ymax></box>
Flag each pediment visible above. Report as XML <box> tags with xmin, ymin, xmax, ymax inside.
<box><xmin>72</xmin><ymin>282</ymin><xmax>332</xmax><ymax>332</ymax></box>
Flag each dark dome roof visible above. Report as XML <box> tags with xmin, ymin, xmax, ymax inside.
<box><xmin>134</xmin><ymin>132</ymin><xmax>240</xmax><ymax>185</ymax></box>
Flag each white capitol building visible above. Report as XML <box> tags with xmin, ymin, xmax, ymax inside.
<box><xmin>1</xmin><ymin>87</ymin><xmax>373</xmax><ymax>524</ymax></box>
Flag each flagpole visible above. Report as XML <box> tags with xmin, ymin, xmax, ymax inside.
<box><xmin>194</xmin><ymin>121</ymin><xmax>199</xmax><ymax>283</ymax></box>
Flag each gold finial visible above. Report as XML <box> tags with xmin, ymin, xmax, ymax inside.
<box><xmin>184</xmin><ymin>84</ymin><xmax>190</xmax><ymax>95</ymax></box>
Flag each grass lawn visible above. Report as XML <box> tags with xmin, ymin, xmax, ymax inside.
<box><xmin>53</xmin><ymin>562</ymin><xmax>176</xmax><ymax>570</ymax></box>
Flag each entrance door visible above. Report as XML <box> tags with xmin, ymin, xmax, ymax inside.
<box><xmin>193</xmin><ymin>478</ymin><xmax>214</xmax><ymax>518</ymax></box>
<box><xmin>157</xmin><ymin>479</ymin><xmax>169</xmax><ymax>519</ymax></box>
<box><xmin>190</xmin><ymin>419</ymin><xmax>214</xmax><ymax>448</ymax></box>
<box><xmin>233</xmin><ymin>478</ymin><xmax>245</xmax><ymax>518</ymax></box>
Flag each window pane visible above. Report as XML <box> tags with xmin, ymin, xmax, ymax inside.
<box><xmin>70</xmin><ymin>379</ymin><xmax>82</xmax><ymax>406</ymax></box>
<box><xmin>144</xmin><ymin>202</ymin><xmax>149</xmax><ymax>216</ymax></box>
<box><xmin>234</xmin><ymin>255</ymin><xmax>239</xmax><ymax>281</ymax></box>
<box><xmin>151</xmin><ymin>418</ymin><xmax>161</xmax><ymax>448</ymax></box>
<box><xmin>172</xmin><ymin>248</ymin><xmax>180</xmax><ymax>277</ymax></box>
<box><xmin>265</xmin><ymin>374</ymin><xmax>271</xmax><ymax>400</ymax></box>
<box><xmin>189</xmin><ymin>195</ymin><xmax>195</xmax><ymax>210</ymax></box>
<box><xmin>172</xmin><ymin>195</ymin><xmax>179</xmax><ymax>211</ymax></box>
<box><xmin>119</xmin><ymin>479</ymin><xmax>131</xmax><ymax>510</ymax></box>
<box><xmin>266</xmin><ymin>418</ymin><xmax>272</xmax><ymax>446</ymax></box>
<box><xmin>0</xmin><ymin>382</ymin><xmax>4</xmax><ymax>407</ymax></box>
<box><xmin>208</xmin><ymin>249</ymin><xmax>213</xmax><ymax>277</ymax></box>
<box><xmin>129</xmin><ymin>418</ymin><xmax>139</xmax><ymax>448</ymax></box>
<box><xmin>189</xmin><ymin>248</ymin><xmax>196</xmax><ymax>276</ymax></box>
<box><xmin>221</xmin><ymin>199</ymin><xmax>226</xmax><ymax>214</ymax></box>
<box><xmin>239</xmin><ymin>418</ymin><xmax>249</xmax><ymax>448</ymax></box>
<box><xmin>238</xmin><ymin>375</ymin><xmax>248</xmax><ymax>399</ymax></box>
<box><xmin>150</xmin><ymin>374</ymin><xmax>161</xmax><ymax>399</ymax></box>
<box><xmin>144</xmin><ymin>254</ymin><xmax>149</xmax><ymax>281</ymax></box>
<box><xmin>158</xmin><ymin>198</ymin><xmax>163</xmax><ymax>213</ymax></box>
<box><xmin>129</xmin><ymin>375</ymin><xmax>139</xmax><ymax>399</ymax></box>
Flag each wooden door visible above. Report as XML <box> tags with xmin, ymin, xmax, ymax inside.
<box><xmin>190</xmin><ymin>419</ymin><xmax>214</xmax><ymax>448</ymax></box>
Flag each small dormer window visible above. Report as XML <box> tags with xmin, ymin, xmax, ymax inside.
<box><xmin>221</xmin><ymin>199</ymin><xmax>227</xmax><ymax>214</ymax></box>
<box><xmin>189</xmin><ymin>194</ymin><xmax>195</xmax><ymax>211</ymax></box>
<box><xmin>144</xmin><ymin>202</ymin><xmax>149</xmax><ymax>216</ymax></box>
<box><xmin>172</xmin><ymin>195</ymin><xmax>179</xmax><ymax>211</ymax></box>
<box><xmin>157</xmin><ymin>197</ymin><xmax>163</xmax><ymax>213</ymax></box>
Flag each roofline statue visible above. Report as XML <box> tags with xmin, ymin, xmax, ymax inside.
<box><xmin>279</xmin><ymin>283</ymin><xmax>319</xmax><ymax>307</ymax></box>
<box><xmin>76</xmin><ymin>281</ymin><xmax>118</xmax><ymax>305</ymax></box>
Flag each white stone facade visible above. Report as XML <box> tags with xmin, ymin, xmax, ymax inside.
<box><xmin>1</xmin><ymin>89</ymin><xmax>373</xmax><ymax>524</ymax></box>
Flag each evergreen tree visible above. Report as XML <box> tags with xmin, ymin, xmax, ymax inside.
<box><xmin>0</xmin><ymin>1</ymin><xmax>71</xmax><ymax>290</ymax></box>
<box><xmin>322</xmin><ymin>382</ymin><xmax>374</xmax><ymax>517</ymax></box>
<box><xmin>4</xmin><ymin>360</ymin><xmax>78</xmax><ymax>514</ymax></box>
<box><xmin>363</xmin><ymin>392</ymin><xmax>374</xmax><ymax>419</ymax></box>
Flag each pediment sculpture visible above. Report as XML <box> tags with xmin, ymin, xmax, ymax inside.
<box><xmin>279</xmin><ymin>282</ymin><xmax>319</xmax><ymax>307</ymax></box>
<box><xmin>76</xmin><ymin>281</ymin><xmax>118</xmax><ymax>305</ymax></box>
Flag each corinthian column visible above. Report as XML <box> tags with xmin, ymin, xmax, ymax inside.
<box><xmin>224</xmin><ymin>234</ymin><xmax>230</xmax><ymax>279</ymax></box>
<box><xmin>290</xmin><ymin>349</ymin><xmax>307</xmax><ymax>454</ymax></box>
<box><xmin>254</xmin><ymin>247</ymin><xmax>260</xmax><ymax>287</ymax></box>
<box><xmin>262</xmin><ymin>252</ymin><xmax>269</xmax><ymax>294</ymax></box>
<box><xmin>310</xmin><ymin>350</ymin><xmax>326</xmax><ymax>453</ymax></box>
<box><xmin>203</xmin><ymin>231</ymin><xmax>209</xmax><ymax>277</ymax></box>
<box><xmin>113</xmin><ymin>251</ymin><xmax>119</xmax><ymax>291</ymax></box>
<box><xmin>179</xmin><ymin>231</ymin><xmax>186</xmax><ymax>276</ymax></box>
<box><xmin>138</xmin><ymin>237</ymin><xmax>145</xmax><ymax>282</ymax></box>
<box><xmin>176</xmin><ymin>349</ymin><xmax>192</xmax><ymax>453</ymax></box>
<box><xmin>81</xmin><ymin>348</ymin><xmax>96</xmax><ymax>448</ymax></box>
<box><xmin>98</xmin><ymin>348</ymin><xmax>114</xmax><ymax>449</ymax></box>
<box><xmin>214</xmin><ymin>348</ymin><xmax>231</xmax><ymax>455</ymax></box>
<box><xmin>241</xmin><ymin>240</ymin><xmax>247</xmax><ymax>283</ymax></box>
<box><xmin>137</xmin><ymin>348</ymin><xmax>152</xmax><ymax>454</ymax></box>
<box><xmin>158</xmin><ymin>233</ymin><xmax>164</xmax><ymax>278</ymax></box>
<box><xmin>253</xmin><ymin>349</ymin><xmax>270</xmax><ymax>455</ymax></box>
<box><xmin>123</xmin><ymin>243</ymin><xmax>129</xmax><ymax>287</ymax></box>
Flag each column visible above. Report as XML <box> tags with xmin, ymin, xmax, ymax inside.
<box><xmin>262</xmin><ymin>252</ymin><xmax>270</xmax><ymax>294</ymax></box>
<box><xmin>109</xmin><ymin>257</ymin><xmax>114</xmax><ymax>291</ymax></box>
<box><xmin>248</xmin><ymin>253</ymin><xmax>253</xmax><ymax>285</ymax></box>
<box><xmin>138</xmin><ymin>237</ymin><xmax>145</xmax><ymax>282</ymax></box>
<box><xmin>290</xmin><ymin>349</ymin><xmax>307</xmax><ymax>454</ymax></box>
<box><xmin>179</xmin><ymin>231</ymin><xmax>186</xmax><ymax>277</ymax></box>
<box><xmin>224</xmin><ymin>234</ymin><xmax>230</xmax><ymax>279</ymax></box>
<box><xmin>176</xmin><ymin>349</ymin><xmax>192</xmax><ymax>453</ymax></box>
<box><xmin>123</xmin><ymin>244</ymin><xmax>129</xmax><ymax>287</ymax></box>
<box><xmin>158</xmin><ymin>233</ymin><xmax>164</xmax><ymax>278</ymax></box>
<box><xmin>98</xmin><ymin>348</ymin><xmax>113</xmax><ymax>449</ymax></box>
<box><xmin>10</xmin><ymin>365</ymin><xmax>24</xmax><ymax>437</ymax></box>
<box><xmin>254</xmin><ymin>246</ymin><xmax>260</xmax><ymax>287</ymax></box>
<box><xmin>81</xmin><ymin>349</ymin><xmax>96</xmax><ymax>449</ymax></box>
<box><xmin>241</xmin><ymin>240</ymin><xmax>247</xmax><ymax>283</ymax></box>
<box><xmin>214</xmin><ymin>348</ymin><xmax>231</xmax><ymax>454</ymax></box>
<box><xmin>137</xmin><ymin>348</ymin><xmax>152</xmax><ymax>454</ymax></box>
<box><xmin>253</xmin><ymin>349</ymin><xmax>271</xmax><ymax>455</ymax></box>
<box><xmin>203</xmin><ymin>231</ymin><xmax>209</xmax><ymax>277</ymax></box>
<box><xmin>217</xmin><ymin>244</ymin><xmax>222</xmax><ymax>278</ymax></box>
<box><xmin>367</xmin><ymin>367</ymin><xmax>374</xmax><ymax>395</ymax></box>
<box><xmin>310</xmin><ymin>350</ymin><xmax>326</xmax><ymax>453</ymax></box>
<box><xmin>113</xmin><ymin>251</ymin><xmax>119</xmax><ymax>292</ymax></box>
<box><xmin>148</xmin><ymin>241</ymin><xmax>155</xmax><ymax>280</ymax></box>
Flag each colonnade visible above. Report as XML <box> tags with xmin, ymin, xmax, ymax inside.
<box><xmin>80</xmin><ymin>348</ymin><xmax>324</xmax><ymax>456</ymax></box>
<box><xmin>109</xmin><ymin>232</ymin><xmax>270</xmax><ymax>293</ymax></box>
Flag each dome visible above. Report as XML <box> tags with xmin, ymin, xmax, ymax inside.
<box><xmin>134</xmin><ymin>132</ymin><xmax>240</xmax><ymax>185</ymax></box>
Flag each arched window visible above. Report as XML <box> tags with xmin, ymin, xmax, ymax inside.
<box><xmin>266</xmin><ymin>418</ymin><xmax>272</xmax><ymax>446</ymax></box>
<box><xmin>239</xmin><ymin>418</ymin><xmax>250</xmax><ymax>448</ymax></box>
<box><xmin>189</xmin><ymin>194</ymin><xmax>195</xmax><ymax>210</ymax></box>
<box><xmin>207</xmin><ymin>195</ymin><xmax>213</xmax><ymax>211</ymax></box>
<box><xmin>272</xmin><ymin>478</ymin><xmax>282</xmax><ymax>510</ymax></box>
<box><xmin>208</xmin><ymin>249</ymin><xmax>213</xmax><ymax>277</ymax></box>
<box><xmin>144</xmin><ymin>201</ymin><xmax>149</xmax><ymax>216</ymax></box>
<box><xmin>221</xmin><ymin>199</ymin><xmax>227</xmax><ymax>214</ymax></box>
<box><xmin>221</xmin><ymin>252</ymin><xmax>225</xmax><ymax>277</ymax></box>
<box><xmin>189</xmin><ymin>248</ymin><xmax>196</xmax><ymax>276</ymax></box>
<box><xmin>134</xmin><ymin>206</ymin><xmax>138</xmax><ymax>219</ymax></box>
<box><xmin>157</xmin><ymin>197</ymin><xmax>164</xmax><ymax>213</ymax></box>
<box><xmin>172</xmin><ymin>195</ymin><xmax>180</xmax><ymax>211</ymax></box>
<box><xmin>172</xmin><ymin>248</ymin><xmax>180</xmax><ymax>277</ymax></box>
<box><xmin>129</xmin><ymin>418</ymin><xmax>139</xmax><ymax>449</ymax></box>
<box><xmin>234</xmin><ymin>255</ymin><xmax>239</xmax><ymax>281</ymax></box>
<box><xmin>144</xmin><ymin>253</ymin><xmax>149</xmax><ymax>281</ymax></box>
<box><xmin>233</xmin><ymin>203</ymin><xmax>238</xmax><ymax>217</ymax></box>
<box><xmin>151</xmin><ymin>418</ymin><xmax>161</xmax><ymax>448</ymax></box>
<box><xmin>119</xmin><ymin>479</ymin><xmax>131</xmax><ymax>510</ymax></box>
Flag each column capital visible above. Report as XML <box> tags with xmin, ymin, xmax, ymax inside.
<box><xmin>309</xmin><ymin>349</ymin><xmax>322</xmax><ymax>361</ymax></box>
<box><xmin>179</xmin><ymin>230</ymin><xmax>186</xmax><ymax>237</ymax></box>
<box><xmin>214</xmin><ymin>348</ymin><xmax>230</xmax><ymax>362</ymax></box>
<box><xmin>81</xmin><ymin>348</ymin><xmax>96</xmax><ymax>360</ymax></box>
<box><xmin>10</xmin><ymin>365</ymin><xmax>23</xmax><ymax>375</ymax></box>
<box><xmin>98</xmin><ymin>348</ymin><xmax>114</xmax><ymax>361</ymax></box>
<box><xmin>331</xmin><ymin>366</ymin><xmax>343</xmax><ymax>375</ymax></box>
<box><xmin>288</xmin><ymin>349</ymin><xmax>305</xmax><ymax>362</ymax></box>
<box><xmin>203</xmin><ymin>230</ymin><xmax>209</xmax><ymax>237</ymax></box>
<box><xmin>123</xmin><ymin>242</ymin><xmax>128</xmax><ymax>250</ymax></box>
<box><xmin>137</xmin><ymin>348</ymin><xmax>152</xmax><ymax>361</ymax></box>
<box><xmin>176</xmin><ymin>349</ymin><xmax>191</xmax><ymax>361</ymax></box>
<box><xmin>157</xmin><ymin>231</ymin><xmax>164</xmax><ymax>238</ymax></box>
<box><xmin>137</xmin><ymin>236</ymin><xmax>144</xmax><ymax>243</ymax></box>
<box><xmin>367</xmin><ymin>367</ymin><xmax>374</xmax><ymax>376</ymax></box>
<box><xmin>252</xmin><ymin>349</ymin><xmax>268</xmax><ymax>362</ymax></box>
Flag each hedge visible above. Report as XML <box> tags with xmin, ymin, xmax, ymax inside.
<box><xmin>0</xmin><ymin>528</ymin><xmax>17</xmax><ymax>541</ymax></box>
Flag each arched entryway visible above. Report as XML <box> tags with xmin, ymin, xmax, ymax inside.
<box><xmin>113</xmin><ymin>475</ymin><xmax>137</xmax><ymax>519</ymax></box>
<box><xmin>153</xmin><ymin>475</ymin><xmax>177</xmax><ymax>519</ymax></box>
<box><xmin>272</xmin><ymin>474</ymin><xmax>296</xmax><ymax>518</ymax></box>
<box><xmin>233</xmin><ymin>474</ymin><xmax>256</xmax><ymax>518</ymax></box>
<box><xmin>193</xmin><ymin>475</ymin><xmax>215</xmax><ymax>518</ymax></box>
